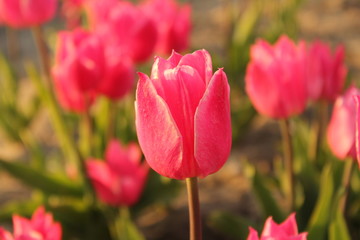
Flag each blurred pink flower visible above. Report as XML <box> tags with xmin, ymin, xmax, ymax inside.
<box><xmin>306</xmin><ymin>41</ymin><xmax>347</xmax><ymax>102</ymax></box>
<box><xmin>0</xmin><ymin>206</ymin><xmax>62</xmax><ymax>240</ymax></box>
<box><xmin>0</xmin><ymin>0</ymin><xmax>57</xmax><ymax>28</ymax></box>
<box><xmin>52</xmin><ymin>28</ymin><xmax>104</xmax><ymax>112</ymax></box>
<box><xmin>141</xmin><ymin>0</ymin><xmax>191</xmax><ymax>55</ymax></box>
<box><xmin>245</xmin><ymin>35</ymin><xmax>307</xmax><ymax>119</ymax></box>
<box><xmin>52</xmin><ymin>28</ymin><xmax>135</xmax><ymax>112</ymax></box>
<box><xmin>85</xmin><ymin>0</ymin><xmax>157</xmax><ymax>63</ymax></box>
<box><xmin>86</xmin><ymin>140</ymin><xmax>149</xmax><ymax>206</ymax></box>
<box><xmin>354</xmin><ymin>95</ymin><xmax>360</xmax><ymax>168</ymax></box>
<box><xmin>247</xmin><ymin>213</ymin><xmax>307</xmax><ymax>240</ymax></box>
<box><xmin>327</xmin><ymin>86</ymin><xmax>360</xmax><ymax>160</ymax></box>
<box><xmin>135</xmin><ymin>49</ymin><xmax>231</xmax><ymax>180</ymax></box>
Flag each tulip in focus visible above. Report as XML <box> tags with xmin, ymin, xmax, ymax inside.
<box><xmin>327</xmin><ymin>86</ymin><xmax>360</xmax><ymax>160</ymax></box>
<box><xmin>86</xmin><ymin>140</ymin><xmax>148</xmax><ymax>206</ymax></box>
<box><xmin>135</xmin><ymin>49</ymin><xmax>232</xmax><ymax>180</ymax></box>
<box><xmin>306</xmin><ymin>41</ymin><xmax>347</xmax><ymax>102</ymax></box>
<box><xmin>0</xmin><ymin>206</ymin><xmax>62</xmax><ymax>240</ymax></box>
<box><xmin>141</xmin><ymin>0</ymin><xmax>191</xmax><ymax>55</ymax></box>
<box><xmin>245</xmin><ymin>35</ymin><xmax>307</xmax><ymax>119</ymax></box>
<box><xmin>247</xmin><ymin>213</ymin><xmax>307</xmax><ymax>240</ymax></box>
<box><xmin>0</xmin><ymin>0</ymin><xmax>57</xmax><ymax>28</ymax></box>
<box><xmin>86</xmin><ymin>0</ymin><xmax>158</xmax><ymax>63</ymax></box>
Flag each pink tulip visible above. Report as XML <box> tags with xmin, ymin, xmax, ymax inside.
<box><xmin>86</xmin><ymin>0</ymin><xmax>158</xmax><ymax>63</ymax></box>
<box><xmin>0</xmin><ymin>0</ymin><xmax>57</xmax><ymax>28</ymax></box>
<box><xmin>354</xmin><ymin>95</ymin><xmax>360</xmax><ymax>168</ymax></box>
<box><xmin>52</xmin><ymin>28</ymin><xmax>135</xmax><ymax>112</ymax></box>
<box><xmin>52</xmin><ymin>28</ymin><xmax>104</xmax><ymax>112</ymax></box>
<box><xmin>0</xmin><ymin>206</ymin><xmax>62</xmax><ymax>240</ymax></box>
<box><xmin>306</xmin><ymin>41</ymin><xmax>347</xmax><ymax>102</ymax></box>
<box><xmin>86</xmin><ymin>140</ymin><xmax>149</xmax><ymax>206</ymax></box>
<box><xmin>245</xmin><ymin>35</ymin><xmax>307</xmax><ymax>119</ymax></box>
<box><xmin>247</xmin><ymin>214</ymin><xmax>307</xmax><ymax>240</ymax></box>
<box><xmin>141</xmin><ymin>0</ymin><xmax>191</xmax><ymax>55</ymax></box>
<box><xmin>327</xmin><ymin>86</ymin><xmax>360</xmax><ymax>160</ymax></box>
<box><xmin>135</xmin><ymin>49</ymin><xmax>232</xmax><ymax>180</ymax></box>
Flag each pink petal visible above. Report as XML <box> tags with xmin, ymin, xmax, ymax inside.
<box><xmin>279</xmin><ymin>213</ymin><xmax>298</xmax><ymax>235</ymax></box>
<box><xmin>354</xmin><ymin>95</ymin><xmax>360</xmax><ymax>168</ymax></box>
<box><xmin>135</xmin><ymin>73</ymin><xmax>183</xmax><ymax>179</ymax></box>
<box><xmin>150</xmin><ymin>51</ymin><xmax>183</xmax><ymax>81</ymax></box>
<box><xmin>0</xmin><ymin>228</ymin><xmax>14</xmax><ymax>240</ymax></box>
<box><xmin>178</xmin><ymin>49</ymin><xmax>212</xmax><ymax>85</ymax></box>
<box><xmin>247</xmin><ymin>227</ymin><xmax>259</xmax><ymax>240</ymax></box>
<box><xmin>194</xmin><ymin>69</ymin><xmax>231</xmax><ymax>177</ymax></box>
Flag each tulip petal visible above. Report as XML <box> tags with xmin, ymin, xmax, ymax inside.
<box><xmin>178</xmin><ymin>49</ymin><xmax>212</xmax><ymax>85</ymax></box>
<box><xmin>247</xmin><ymin>228</ymin><xmax>259</xmax><ymax>240</ymax></box>
<box><xmin>279</xmin><ymin>213</ymin><xmax>298</xmax><ymax>235</ymax></box>
<box><xmin>194</xmin><ymin>69</ymin><xmax>231</xmax><ymax>177</ymax></box>
<box><xmin>354</xmin><ymin>95</ymin><xmax>360</xmax><ymax>168</ymax></box>
<box><xmin>135</xmin><ymin>73</ymin><xmax>183</xmax><ymax>179</ymax></box>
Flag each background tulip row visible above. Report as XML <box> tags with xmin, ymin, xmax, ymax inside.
<box><xmin>0</xmin><ymin>0</ymin><xmax>360</xmax><ymax>240</ymax></box>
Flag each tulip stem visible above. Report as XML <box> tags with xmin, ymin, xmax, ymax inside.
<box><xmin>279</xmin><ymin>119</ymin><xmax>295</xmax><ymax>211</ymax></box>
<box><xmin>339</xmin><ymin>159</ymin><xmax>354</xmax><ymax>213</ymax></box>
<box><xmin>186</xmin><ymin>177</ymin><xmax>202</xmax><ymax>240</ymax></box>
<box><xmin>31</xmin><ymin>26</ymin><xmax>52</xmax><ymax>89</ymax></box>
<box><xmin>309</xmin><ymin>102</ymin><xmax>328</xmax><ymax>163</ymax></box>
<box><xmin>106</xmin><ymin>100</ymin><xmax>117</xmax><ymax>142</ymax></box>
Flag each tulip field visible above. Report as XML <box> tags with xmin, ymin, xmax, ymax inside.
<box><xmin>1</xmin><ymin>0</ymin><xmax>360</xmax><ymax>239</ymax></box>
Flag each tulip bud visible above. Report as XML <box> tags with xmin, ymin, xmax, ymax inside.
<box><xmin>135</xmin><ymin>49</ymin><xmax>232</xmax><ymax>180</ymax></box>
<box><xmin>354</xmin><ymin>95</ymin><xmax>360</xmax><ymax>168</ymax></box>
<box><xmin>245</xmin><ymin>35</ymin><xmax>307</xmax><ymax>119</ymax></box>
<box><xmin>0</xmin><ymin>206</ymin><xmax>62</xmax><ymax>240</ymax></box>
<box><xmin>327</xmin><ymin>86</ymin><xmax>360</xmax><ymax>160</ymax></box>
<box><xmin>306</xmin><ymin>41</ymin><xmax>347</xmax><ymax>102</ymax></box>
<box><xmin>86</xmin><ymin>140</ymin><xmax>149</xmax><ymax>206</ymax></box>
<box><xmin>247</xmin><ymin>213</ymin><xmax>307</xmax><ymax>240</ymax></box>
<box><xmin>141</xmin><ymin>0</ymin><xmax>191</xmax><ymax>55</ymax></box>
<box><xmin>0</xmin><ymin>0</ymin><xmax>57</xmax><ymax>28</ymax></box>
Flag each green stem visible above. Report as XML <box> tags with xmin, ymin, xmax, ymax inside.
<box><xmin>309</xmin><ymin>102</ymin><xmax>328</xmax><ymax>162</ymax></box>
<box><xmin>279</xmin><ymin>119</ymin><xmax>295</xmax><ymax>211</ymax></box>
<box><xmin>339</xmin><ymin>159</ymin><xmax>354</xmax><ymax>213</ymax></box>
<box><xmin>186</xmin><ymin>177</ymin><xmax>202</xmax><ymax>240</ymax></box>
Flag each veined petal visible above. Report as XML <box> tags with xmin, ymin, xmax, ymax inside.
<box><xmin>135</xmin><ymin>73</ymin><xmax>183</xmax><ymax>179</ymax></box>
<box><xmin>194</xmin><ymin>69</ymin><xmax>231</xmax><ymax>178</ymax></box>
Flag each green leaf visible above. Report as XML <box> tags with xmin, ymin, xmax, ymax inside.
<box><xmin>329</xmin><ymin>209</ymin><xmax>351</xmax><ymax>240</ymax></box>
<box><xmin>307</xmin><ymin>164</ymin><xmax>334</xmax><ymax>240</ymax></box>
<box><xmin>251</xmin><ymin>167</ymin><xmax>285</xmax><ymax>222</ymax></box>
<box><xmin>0</xmin><ymin>53</ymin><xmax>17</xmax><ymax>106</ymax></box>
<box><xmin>0</xmin><ymin>159</ymin><xmax>84</xmax><ymax>197</ymax></box>
<box><xmin>208</xmin><ymin>210</ymin><xmax>254</xmax><ymax>239</ymax></box>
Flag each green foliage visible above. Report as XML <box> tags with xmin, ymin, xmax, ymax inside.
<box><xmin>0</xmin><ymin>159</ymin><xmax>84</xmax><ymax>197</ymax></box>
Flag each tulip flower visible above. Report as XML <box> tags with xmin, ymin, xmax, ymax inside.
<box><xmin>306</xmin><ymin>41</ymin><xmax>347</xmax><ymax>102</ymax></box>
<box><xmin>52</xmin><ymin>28</ymin><xmax>104</xmax><ymax>112</ymax></box>
<box><xmin>135</xmin><ymin>49</ymin><xmax>232</xmax><ymax>180</ymax></box>
<box><xmin>52</xmin><ymin>28</ymin><xmax>135</xmax><ymax>112</ymax></box>
<box><xmin>355</xmin><ymin>95</ymin><xmax>360</xmax><ymax>168</ymax></box>
<box><xmin>86</xmin><ymin>140</ymin><xmax>148</xmax><ymax>206</ymax></box>
<box><xmin>0</xmin><ymin>0</ymin><xmax>57</xmax><ymax>28</ymax></box>
<box><xmin>86</xmin><ymin>0</ymin><xmax>157</xmax><ymax>63</ymax></box>
<box><xmin>141</xmin><ymin>0</ymin><xmax>191</xmax><ymax>55</ymax></box>
<box><xmin>247</xmin><ymin>213</ymin><xmax>307</xmax><ymax>240</ymax></box>
<box><xmin>327</xmin><ymin>86</ymin><xmax>360</xmax><ymax>160</ymax></box>
<box><xmin>245</xmin><ymin>35</ymin><xmax>307</xmax><ymax>119</ymax></box>
<box><xmin>0</xmin><ymin>206</ymin><xmax>62</xmax><ymax>240</ymax></box>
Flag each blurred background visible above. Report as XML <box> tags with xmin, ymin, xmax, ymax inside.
<box><xmin>0</xmin><ymin>0</ymin><xmax>360</xmax><ymax>239</ymax></box>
